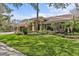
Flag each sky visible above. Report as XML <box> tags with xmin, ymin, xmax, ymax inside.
<box><xmin>6</xmin><ymin>3</ymin><xmax>76</xmax><ymax>21</ymax></box>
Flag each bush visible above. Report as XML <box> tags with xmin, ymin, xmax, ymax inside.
<box><xmin>74</xmin><ymin>23</ymin><xmax>79</xmax><ymax>32</ymax></box>
<box><xmin>38</xmin><ymin>31</ymin><xmax>47</xmax><ymax>35</ymax></box>
<box><xmin>22</xmin><ymin>28</ymin><xmax>28</xmax><ymax>34</ymax></box>
<box><xmin>16</xmin><ymin>32</ymin><xmax>24</xmax><ymax>35</ymax></box>
<box><xmin>16</xmin><ymin>27</ymin><xmax>28</xmax><ymax>35</ymax></box>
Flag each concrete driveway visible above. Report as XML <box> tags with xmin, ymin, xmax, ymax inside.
<box><xmin>0</xmin><ymin>42</ymin><xmax>24</xmax><ymax>56</ymax></box>
<box><xmin>0</xmin><ymin>32</ymin><xmax>15</xmax><ymax>34</ymax></box>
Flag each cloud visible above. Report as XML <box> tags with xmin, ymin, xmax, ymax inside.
<box><xmin>11</xmin><ymin>11</ymin><xmax>36</xmax><ymax>20</ymax></box>
<box><xmin>26</xmin><ymin>13</ymin><xmax>48</xmax><ymax>19</ymax></box>
<box><xmin>11</xmin><ymin>11</ymin><xmax>70</xmax><ymax>20</ymax></box>
<box><xmin>30</xmin><ymin>13</ymin><xmax>53</xmax><ymax>18</ymax></box>
<box><xmin>46</xmin><ymin>4</ymin><xmax>72</xmax><ymax>16</ymax></box>
<box><xmin>11</xmin><ymin>13</ymin><xmax>50</xmax><ymax>20</ymax></box>
<box><xmin>11</xmin><ymin>14</ymin><xmax>27</xmax><ymax>20</ymax></box>
<box><xmin>11</xmin><ymin>4</ymin><xmax>75</xmax><ymax>20</ymax></box>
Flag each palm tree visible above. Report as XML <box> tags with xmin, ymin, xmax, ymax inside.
<box><xmin>30</xmin><ymin>3</ymin><xmax>39</xmax><ymax>19</ymax></box>
<box><xmin>70</xmin><ymin>4</ymin><xmax>79</xmax><ymax>35</ymax></box>
<box><xmin>0</xmin><ymin>3</ymin><xmax>38</xmax><ymax>31</ymax></box>
<box><xmin>12</xmin><ymin>3</ymin><xmax>78</xmax><ymax>32</ymax></box>
<box><xmin>30</xmin><ymin>3</ymin><xmax>39</xmax><ymax>31</ymax></box>
<box><xmin>2</xmin><ymin>3</ymin><xmax>79</xmax><ymax>33</ymax></box>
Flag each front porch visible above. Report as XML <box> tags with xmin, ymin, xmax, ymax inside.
<box><xmin>30</xmin><ymin>18</ymin><xmax>47</xmax><ymax>32</ymax></box>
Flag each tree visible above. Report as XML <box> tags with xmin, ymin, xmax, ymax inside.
<box><xmin>49</xmin><ymin>3</ymin><xmax>79</xmax><ymax>35</ymax></box>
<box><xmin>2</xmin><ymin>3</ymin><xmax>79</xmax><ymax>33</ymax></box>
<box><xmin>30</xmin><ymin>3</ymin><xmax>39</xmax><ymax>31</ymax></box>
<box><xmin>70</xmin><ymin>4</ymin><xmax>79</xmax><ymax>35</ymax></box>
<box><xmin>0</xmin><ymin>3</ymin><xmax>12</xmax><ymax>14</ymax></box>
<box><xmin>12</xmin><ymin>3</ymin><xmax>79</xmax><ymax>33</ymax></box>
<box><xmin>0</xmin><ymin>3</ymin><xmax>38</xmax><ymax>32</ymax></box>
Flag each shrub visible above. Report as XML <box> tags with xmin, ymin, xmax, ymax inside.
<box><xmin>16</xmin><ymin>32</ymin><xmax>24</xmax><ymax>35</ymax></box>
<box><xmin>22</xmin><ymin>28</ymin><xmax>28</xmax><ymax>34</ymax></box>
<box><xmin>74</xmin><ymin>23</ymin><xmax>79</xmax><ymax>32</ymax></box>
<box><xmin>20</xmin><ymin>27</ymin><xmax>28</xmax><ymax>35</ymax></box>
<box><xmin>38</xmin><ymin>31</ymin><xmax>47</xmax><ymax>35</ymax></box>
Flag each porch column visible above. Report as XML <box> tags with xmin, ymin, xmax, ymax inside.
<box><xmin>44</xmin><ymin>24</ymin><xmax>47</xmax><ymax>31</ymax></box>
<box><xmin>32</xmin><ymin>22</ymin><xmax>35</xmax><ymax>32</ymax></box>
<box><xmin>39</xmin><ymin>21</ymin><xmax>42</xmax><ymax>31</ymax></box>
<box><xmin>35</xmin><ymin>21</ymin><xmax>38</xmax><ymax>31</ymax></box>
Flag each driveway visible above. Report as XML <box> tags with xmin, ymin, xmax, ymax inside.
<box><xmin>0</xmin><ymin>42</ymin><xmax>24</xmax><ymax>56</ymax></box>
<box><xmin>0</xmin><ymin>32</ymin><xmax>25</xmax><ymax>56</ymax></box>
<box><xmin>0</xmin><ymin>32</ymin><xmax>15</xmax><ymax>34</ymax></box>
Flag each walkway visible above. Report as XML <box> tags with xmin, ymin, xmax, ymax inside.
<box><xmin>0</xmin><ymin>42</ymin><xmax>24</xmax><ymax>56</ymax></box>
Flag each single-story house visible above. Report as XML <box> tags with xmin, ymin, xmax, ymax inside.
<box><xmin>17</xmin><ymin>14</ymin><xmax>79</xmax><ymax>33</ymax></box>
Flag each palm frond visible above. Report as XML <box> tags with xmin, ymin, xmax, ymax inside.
<box><xmin>0</xmin><ymin>4</ymin><xmax>7</xmax><ymax>13</ymax></box>
<box><xmin>49</xmin><ymin>3</ymin><xmax>70</xmax><ymax>9</ymax></box>
<box><xmin>2</xmin><ymin>4</ymin><xmax>12</xmax><ymax>13</ymax></box>
<box><xmin>30</xmin><ymin>3</ymin><xmax>39</xmax><ymax>11</ymax></box>
<box><xmin>12</xmin><ymin>3</ymin><xmax>23</xmax><ymax>9</ymax></box>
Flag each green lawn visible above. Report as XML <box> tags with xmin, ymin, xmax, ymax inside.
<box><xmin>0</xmin><ymin>34</ymin><xmax>79</xmax><ymax>56</ymax></box>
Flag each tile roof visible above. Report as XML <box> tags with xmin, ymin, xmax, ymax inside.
<box><xmin>45</xmin><ymin>14</ymin><xmax>73</xmax><ymax>23</ymax></box>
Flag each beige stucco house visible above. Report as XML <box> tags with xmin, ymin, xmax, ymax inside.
<box><xmin>17</xmin><ymin>14</ymin><xmax>79</xmax><ymax>33</ymax></box>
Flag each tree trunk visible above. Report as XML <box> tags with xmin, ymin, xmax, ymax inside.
<box><xmin>36</xmin><ymin>3</ymin><xmax>39</xmax><ymax>31</ymax></box>
<box><xmin>37</xmin><ymin>3</ymin><xmax>39</xmax><ymax>20</ymax></box>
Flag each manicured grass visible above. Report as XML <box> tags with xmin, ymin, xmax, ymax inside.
<box><xmin>0</xmin><ymin>34</ymin><xmax>79</xmax><ymax>56</ymax></box>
